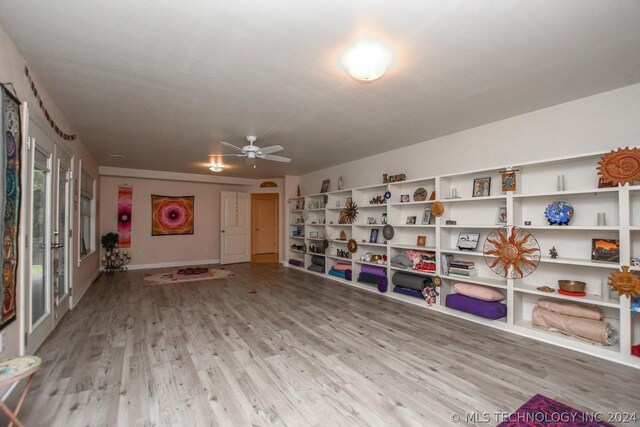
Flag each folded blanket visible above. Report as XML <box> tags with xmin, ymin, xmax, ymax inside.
<box><xmin>311</xmin><ymin>255</ymin><xmax>325</xmax><ymax>267</ymax></box>
<box><xmin>537</xmin><ymin>299</ymin><xmax>602</xmax><ymax>321</ymax></box>
<box><xmin>392</xmin><ymin>272</ymin><xmax>430</xmax><ymax>291</ymax></box>
<box><xmin>532</xmin><ymin>306</ymin><xmax>616</xmax><ymax>345</ymax></box>
<box><xmin>391</xmin><ymin>254</ymin><xmax>412</xmax><ymax>268</ymax></box>
<box><xmin>329</xmin><ymin>269</ymin><xmax>346</xmax><ymax>279</ymax></box>
<box><xmin>361</xmin><ymin>264</ymin><xmax>386</xmax><ymax>276</ymax></box>
<box><xmin>308</xmin><ymin>264</ymin><xmax>325</xmax><ymax>273</ymax></box>
<box><xmin>288</xmin><ymin>259</ymin><xmax>304</xmax><ymax>267</ymax></box>
<box><xmin>332</xmin><ymin>263</ymin><xmax>352</xmax><ymax>271</ymax></box>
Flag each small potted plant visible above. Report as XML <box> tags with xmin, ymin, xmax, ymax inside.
<box><xmin>101</xmin><ymin>232</ymin><xmax>131</xmax><ymax>274</ymax></box>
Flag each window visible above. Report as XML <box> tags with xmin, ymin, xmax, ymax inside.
<box><xmin>79</xmin><ymin>166</ymin><xmax>95</xmax><ymax>260</ymax></box>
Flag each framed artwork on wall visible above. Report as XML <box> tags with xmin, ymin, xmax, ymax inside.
<box><xmin>320</xmin><ymin>179</ymin><xmax>330</xmax><ymax>193</ymax></box>
<box><xmin>472</xmin><ymin>177</ymin><xmax>491</xmax><ymax>197</ymax></box>
<box><xmin>151</xmin><ymin>195</ymin><xmax>195</xmax><ymax>236</ymax></box>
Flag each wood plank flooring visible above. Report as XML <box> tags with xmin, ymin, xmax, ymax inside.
<box><xmin>9</xmin><ymin>263</ymin><xmax>640</xmax><ymax>426</ymax></box>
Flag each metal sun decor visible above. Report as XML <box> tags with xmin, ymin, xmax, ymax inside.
<box><xmin>597</xmin><ymin>147</ymin><xmax>640</xmax><ymax>186</ymax></box>
<box><xmin>342</xmin><ymin>200</ymin><xmax>359</xmax><ymax>224</ymax></box>
<box><xmin>483</xmin><ymin>226</ymin><xmax>541</xmax><ymax>279</ymax></box>
<box><xmin>608</xmin><ymin>266</ymin><xmax>640</xmax><ymax>298</ymax></box>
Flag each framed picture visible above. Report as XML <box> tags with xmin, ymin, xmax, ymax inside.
<box><xmin>406</xmin><ymin>216</ymin><xmax>417</xmax><ymax>225</ymax></box>
<box><xmin>346</xmin><ymin>197</ymin><xmax>352</xmax><ymax>206</ymax></box>
<box><xmin>338</xmin><ymin>211</ymin><xmax>349</xmax><ymax>224</ymax></box>
<box><xmin>591</xmin><ymin>239</ymin><xmax>619</xmax><ymax>263</ymax></box>
<box><xmin>472</xmin><ymin>177</ymin><xmax>491</xmax><ymax>197</ymax></box>
<box><xmin>457</xmin><ymin>233</ymin><xmax>480</xmax><ymax>250</ymax></box>
<box><xmin>367</xmin><ymin>217</ymin><xmax>377</xmax><ymax>224</ymax></box>
<box><xmin>421</xmin><ymin>208</ymin><xmax>431</xmax><ymax>225</ymax></box>
<box><xmin>417</xmin><ymin>235</ymin><xmax>426</xmax><ymax>247</ymax></box>
<box><xmin>295</xmin><ymin>200</ymin><xmax>301</xmax><ymax>210</ymax></box>
<box><xmin>320</xmin><ymin>179</ymin><xmax>330</xmax><ymax>193</ymax></box>
<box><xmin>495</xmin><ymin>206</ymin><xmax>507</xmax><ymax>224</ymax></box>
<box><xmin>381</xmin><ymin>213</ymin><xmax>387</xmax><ymax>224</ymax></box>
<box><xmin>400</xmin><ymin>194</ymin><xmax>410</xmax><ymax>203</ymax></box>
<box><xmin>309</xmin><ymin>231</ymin><xmax>319</xmax><ymax>239</ymax></box>
<box><xmin>501</xmin><ymin>171</ymin><xmax>516</xmax><ymax>192</ymax></box>
<box><xmin>370</xmin><ymin>229</ymin><xmax>379</xmax><ymax>243</ymax></box>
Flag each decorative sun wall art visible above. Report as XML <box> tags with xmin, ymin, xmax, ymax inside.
<box><xmin>483</xmin><ymin>226</ymin><xmax>540</xmax><ymax>279</ymax></box>
<box><xmin>151</xmin><ymin>195</ymin><xmax>194</xmax><ymax>236</ymax></box>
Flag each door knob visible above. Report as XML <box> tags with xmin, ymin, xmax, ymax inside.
<box><xmin>51</xmin><ymin>243</ymin><xmax>63</xmax><ymax>249</ymax></box>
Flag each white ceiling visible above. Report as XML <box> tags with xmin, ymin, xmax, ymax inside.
<box><xmin>1</xmin><ymin>1</ymin><xmax>640</xmax><ymax>178</ymax></box>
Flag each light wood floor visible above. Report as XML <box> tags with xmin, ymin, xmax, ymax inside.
<box><xmin>11</xmin><ymin>264</ymin><xmax>640</xmax><ymax>426</ymax></box>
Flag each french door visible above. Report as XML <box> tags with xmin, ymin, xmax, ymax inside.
<box><xmin>24</xmin><ymin>119</ymin><xmax>72</xmax><ymax>353</ymax></box>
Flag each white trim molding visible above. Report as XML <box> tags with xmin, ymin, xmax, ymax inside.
<box><xmin>124</xmin><ymin>259</ymin><xmax>221</xmax><ymax>271</ymax></box>
<box><xmin>99</xmin><ymin>166</ymin><xmax>269</xmax><ymax>186</ymax></box>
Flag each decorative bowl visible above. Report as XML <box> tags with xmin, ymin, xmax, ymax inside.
<box><xmin>557</xmin><ymin>280</ymin><xmax>586</xmax><ymax>293</ymax></box>
<box><xmin>545</xmin><ymin>201</ymin><xmax>574</xmax><ymax>225</ymax></box>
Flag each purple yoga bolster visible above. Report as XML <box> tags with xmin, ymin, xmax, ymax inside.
<box><xmin>393</xmin><ymin>286</ymin><xmax>423</xmax><ymax>299</ymax></box>
<box><xmin>289</xmin><ymin>259</ymin><xmax>304</xmax><ymax>267</ymax></box>
<box><xmin>345</xmin><ymin>270</ymin><xmax>352</xmax><ymax>281</ymax></box>
<box><xmin>360</xmin><ymin>264</ymin><xmax>387</xmax><ymax>276</ymax></box>
<box><xmin>378</xmin><ymin>277</ymin><xmax>388</xmax><ymax>292</ymax></box>
<box><xmin>445</xmin><ymin>293</ymin><xmax>507</xmax><ymax>320</ymax></box>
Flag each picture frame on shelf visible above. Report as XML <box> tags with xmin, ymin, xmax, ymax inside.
<box><xmin>406</xmin><ymin>216</ymin><xmax>417</xmax><ymax>225</ymax></box>
<box><xmin>457</xmin><ymin>233</ymin><xmax>480</xmax><ymax>250</ymax></box>
<box><xmin>495</xmin><ymin>206</ymin><xmax>507</xmax><ymax>224</ymax></box>
<box><xmin>346</xmin><ymin>197</ymin><xmax>352</xmax><ymax>207</ymax></box>
<box><xmin>295</xmin><ymin>200</ymin><xmax>301</xmax><ymax>210</ymax></box>
<box><xmin>338</xmin><ymin>211</ymin><xmax>349</xmax><ymax>224</ymax></box>
<box><xmin>320</xmin><ymin>179</ymin><xmax>330</xmax><ymax>193</ymax></box>
<box><xmin>370</xmin><ymin>229</ymin><xmax>379</xmax><ymax>243</ymax></box>
<box><xmin>591</xmin><ymin>239</ymin><xmax>620</xmax><ymax>263</ymax></box>
<box><xmin>400</xmin><ymin>194</ymin><xmax>410</xmax><ymax>203</ymax></box>
<box><xmin>309</xmin><ymin>231</ymin><xmax>319</xmax><ymax>239</ymax></box>
<box><xmin>417</xmin><ymin>235</ymin><xmax>426</xmax><ymax>247</ymax></box>
<box><xmin>472</xmin><ymin>177</ymin><xmax>491</xmax><ymax>197</ymax></box>
<box><xmin>501</xmin><ymin>171</ymin><xmax>517</xmax><ymax>192</ymax></box>
<box><xmin>421</xmin><ymin>208</ymin><xmax>431</xmax><ymax>225</ymax></box>
<box><xmin>381</xmin><ymin>213</ymin><xmax>387</xmax><ymax>224</ymax></box>
<box><xmin>367</xmin><ymin>217</ymin><xmax>377</xmax><ymax>224</ymax></box>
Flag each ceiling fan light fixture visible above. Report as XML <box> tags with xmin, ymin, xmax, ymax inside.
<box><xmin>209</xmin><ymin>162</ymin><xmax>224</xmax><ymax>172</ymax></box>
<box><xmin>342</xmin><ymin>39</ymin><xmax>393</xmax><ymax>82</ymax></box>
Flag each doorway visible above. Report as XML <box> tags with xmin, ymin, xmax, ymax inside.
<box><xmin>251</xmin><ymin>193</ymin><xmax>279</xmax><ymax>263</ymax></box>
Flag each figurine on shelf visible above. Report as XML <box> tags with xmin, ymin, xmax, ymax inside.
<box><xmin>549</xmin><ymin>246</ymin><xmax>558</xmax><ymax>259</ymax></box>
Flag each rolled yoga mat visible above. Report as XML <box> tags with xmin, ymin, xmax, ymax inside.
<box><xmin>360</xmin><ymin>264</ymin><xmax>386</xmax><ymax>276</ymax></box>
<box><xmin>311</xmin><ymin>255</ymin><xmax>325</xmax><ymax>267</ymax></box>
<box><xmin>308</xmin><ymin>264</ymin><xmax>325</xmax><ymax>273</ymax></box>
<box><xmin>537</xmin><ymin>299</ymin><xmax>602</xmax><ymax>321</ymax></box>
<box><xmin>532</xmin><ymin>306</ymin><xmax>615</xmax><ymax>345</ymax></box>
<box><xmin>393</xmin><ymin>286</ymin><xmax>423</xmax><ymax>299</ymax></box>
<box><xmin>289</xmin><ymin>259</ymin><xmax>304</xmax><ymax>267</ymax></box>
<box><xmin>392</xmin><ymin>272</ymin><xmax>431</xmax><ymax>291</ymax></box>
<box><xmin>329</xmin><ymin>269</ymin><xmax>351</xmax><ymax>280</ymax></box>
<box><xmin>332</xmin><ymin>263</ymin><xmax>351</xmax><ymax>271</ymax></box>
<box><xmin>446</xmin><ymin>293</ymin><xmax>507</xmax><ymax>320</ymax></box>
<box><xmin>358</xmin><ymin>272</ymin><xmax>383</xmax><ymax>284</ymax></box>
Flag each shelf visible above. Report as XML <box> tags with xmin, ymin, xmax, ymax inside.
<box><xmin>389</xmin><ymin>200</ymin><xmax>433</xmax><ymax>206</ymax></box>
<box><xmin>515</xmin><ymin>283</ymin><xmax>620</xmax><ymax>308</ymax></box>
<box><xmin>354</xmin><ymin>224</ymin><xmax>384</xmax><ymax>227</ymax></box>
<box><xmin>306</xmin><ymin>252</ymin><xmax>325</xmax><ymax>257</ymax></box>
<box><xmin>391</xmin><ymin>224</ymin><xmax>436</xmax><ymax>228</ymax></box>
<box><xmin>326</xmin><ymin>223</ymin><xmax>352</xmax><ymax>227</ymax></box>
<box><xmin>326</xmin><ymin>255</ymin><xmax>353</xmax><ymax>262</ymax></box>
<box><xmin>513</xmin><ymin>187</ymin><xmax>619</xmax><ymax>199</ymax></box>
<box><xmin>358</xmin><ymin>242</ymin><xmax>387</xmax><ymax>248</ymax></box>
<box><xmin>438</xmin><ymin>305</ymin><xmax>508</xmax><ymax>325</ymax></box>
<box><xmin>441</xmin><ymin>274</ymin><xmax>507</xmax><ymax>289</ymax></box>
<box><xmin>358</xmin><ymin>204</ymin><xmax>388</xmax><ymax>209</ymax></box>
<box><xmin>305</xmin><ymin>223</ymin><xmax>325</xmax><ymax>227</ymax></box>
<box><xmin>519</xmin><ymin>225</ymin><xmax>619</xmax><ymax>231</ymax></box>
<box><xmin>326</xmin><ymin>207</ymin><xmax>347</xmax><ymax>211</ymax></box>
<box><xmin>289</xmin><ymin>223</ymin><xmax>305</xmax><ymax>226</ymax></box>
<box><xmin>290</xmin><ymin>210</ymin><xmax>303</xmax><ymax>213</ymax></box>
<box><xmin>440</xmin><ymin>224</ymin><xmax>500</xmax><ymax>229</ymax></box>
<box><xmin>289</xmin><ymin>249</ymin><xmax>304</xmax><ymax>254</ymax></box>
<box><xmin>538</xmin><ymin>256</ymin><xmax>620</xmax><ymax>269</ymax></box>
<box><xmin>307</xmin><ymin>208</ymin><xmax>325</xmax><ymax>212</ymax></box>
<box><xmin>630</xmin><ymin>226</ymin><xmax>640</xmax><ymax>231</ymax></box>
<box><xmin>289</xmin><ymin>196</ymin><xmax>304</xmax><ymax>200</ymax></box>
<box><xmin>441</xmin><ymin>248</ymin><xmax>493</xmax><ymax>258</ymax></box>
<box><xmin>440</xmin><ymin>195</ymin><xmax>507</xmax><ymax>203</ymax></box>
<box><xmin>389</xmin><ymin>266</ymin><xmax>435</xmax><ymax>278</ymax></box>
<box><xmin>290</xmin><ymin>236</ymin><xmax>305</xmax><ymax>240</ymax></box>
<box><xmin>354</xmin><ymin>260</ymin><xmax>388</xmax><ymax>267</ymax></box>
<box><xmin>630</xmin><ymin>266</ymin><xmax>640</xmax><ymax>272</ymax></box>
<box><xmin>390</xmin><ymin>244</ymin><xmax>437</xmax><ymax>251</ymax></box>
<box><xmin>305</xmin><ymin>238</ymin><xmax>324</xmax><ymax>242</ymax></box>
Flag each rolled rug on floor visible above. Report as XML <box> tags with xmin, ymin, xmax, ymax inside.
<box><xmin>311</xmin><ymin>255</ymin><xmax>325</xmax><ymax>267</ymax></box>
<box><xmin>392</xmin><ymin>272</ymin><xmax>431</xmax><ymax>291</ymax></box>
<box><xmin>289</xmin><ymin>259</ymin><xmax>304</xmax><ymax>267</ymax></box>
<box><xmin>308</xmin><ymin>264</ymin><xmax>325</xmax><ymax>273</ymax></box>
<box><xmin>537</xmin><ymin>299</ymin><xmax>603</xmax><ymax>321</ymax></box>
<box><xmin>445</xmin><ymin>293</ymin><xmax>507</xmax><ymax>320</ymax></box>
<box><xmin>532</xmin><ymin>306</ymin><xmax>616</xmax><ymax>345</ymax></box>
<box><xmin>360</xmin><ymin>264</ymin><xmax>386</xmax><ymax>277</ymax></box>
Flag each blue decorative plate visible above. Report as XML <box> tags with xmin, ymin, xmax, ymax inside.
<box><xmin>384</xmin><ymin>191</ymin><xmax>391</xmax><ymax>200</ymax></box>
<box><xmin>545</xmin><ymin>201</ymin><xmax>574</xmax><ymax>225</ymax></box>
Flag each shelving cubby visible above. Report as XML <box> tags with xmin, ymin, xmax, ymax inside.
<box><xmin>286</xmin><ymin>149</ymin><xmax>640</xmax><ymax>368</ymax></box>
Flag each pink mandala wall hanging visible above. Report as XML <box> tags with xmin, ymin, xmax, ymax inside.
<box><xmin>151</xmin><ymin>195</ymin><xmax>194</xmax><ymax>236</ymax></box>
<box><xmin>483</xmin><ymin>226</ymin><xmax>540</xmax><ymax>279</ymax></box>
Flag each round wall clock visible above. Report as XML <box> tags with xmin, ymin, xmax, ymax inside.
<box><xmin>347</xmin><ymin>239</ymin><xmax>358</xmax><ymax>253</ymax></box>
<box><xmin>382</xmin><ymin>224</ymin><xmax>394</xmax><ymax>240</ymax></box>
<box><xmin>413</xmin><ymin>187</ymin><xmax>427</xmax><ymax>202</ymax></box>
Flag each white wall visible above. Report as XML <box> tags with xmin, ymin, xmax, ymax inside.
<box><xmin>299</xmin><ymin>83</ymin><xmax>640</xmax><ymax>192</ymax></box>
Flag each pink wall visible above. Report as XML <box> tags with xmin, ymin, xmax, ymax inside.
<box><xmin>100</xmin><ymin>176</ymin><xmax>253</xmax><ymax>267</ymax></box>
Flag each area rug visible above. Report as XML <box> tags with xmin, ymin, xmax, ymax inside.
<box><xmin>144</xmin><ymin>267</ymin><xmax>236</xmax><ymax>286</ymax></box>
<box><xmin>497</xmin><ymin>394</ymin><xmax>615</xmax><ymax>427</ymax></box>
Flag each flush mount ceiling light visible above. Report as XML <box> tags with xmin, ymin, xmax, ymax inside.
<box><xmin>209</xmin><ymin>162</ymin><xmax>224</xmax><ymax>172</ymax></box>
<box><xmin>342</xmin><ymin>39</ymin><xmax>393</xmax><ymax>82</ymax></box>
<box><xmin>109</xmin><ymin>154</ymin><xmax>125</xmax><ymax>159</ymax></box>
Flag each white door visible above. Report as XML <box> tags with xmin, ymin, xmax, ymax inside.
<box><xmin>53</xmin><ymin>151</ymin><xmax>72</xmax><ymax>324</ymax></box>
<box><xmin>220</xmin><ymin>191</ymin><xmax>250</xmax><ymax>264</ymax></box>
<box><xmin>25</xmin><ymin>122</ymin><xmax>55</xmax><ymax>353</ymax></box>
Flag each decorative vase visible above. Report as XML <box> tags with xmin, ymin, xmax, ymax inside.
<box><xmin>597</xmin><ymin>212</ymin><xmax>606</xmax><ymax>226</ymax></box>
<box><xmin>557</xmin><ymin>175</ymin><xmax>565</xmax><ymax>192</ymax></box>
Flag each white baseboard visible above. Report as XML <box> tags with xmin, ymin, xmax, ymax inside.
<box><xmin>126</xmin><ymin>259</ymin><xmax>221</xmax><ymax>271</ymax></box>
<box><xmin>72</xmin><ymin>269</ymin><xmax>101</xmax><ymax>308</ymax></box>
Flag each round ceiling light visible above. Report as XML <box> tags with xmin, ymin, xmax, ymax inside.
<box><xmin>209</xmin><ymin>162</ymin><xmax>224</xmax><ymax>172</ymax></box>
<box><xmin>342</xmin><ymin>39</ymin><xmax>393</xmax><ymax>82</ymax></box>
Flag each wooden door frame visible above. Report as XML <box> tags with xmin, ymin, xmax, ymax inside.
<box><xmin>250</xmin><ymin>193</ymin><xmax>279</xmax><ymax>263</ymax></box>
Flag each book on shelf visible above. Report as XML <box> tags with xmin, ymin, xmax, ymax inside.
<box><xmin>441</xmin><ymin>254</ymin><xmax>453</xmax><ymax>275</ymax></box>
<box><xmin>448</xmin><ymin>267</ymin><xmax>478</xmax><ymax>277</ymax></box>
<box><xmin>450</xmin><ymin>261</ymin><xmax>475</xmax><ymax>270</ymax></box>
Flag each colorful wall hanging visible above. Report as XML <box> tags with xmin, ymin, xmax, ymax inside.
<box><xmin>597</xmin><ymin>147</ymin><xmax>640</xmax><ymax>186</ymax></box>
<box><xmin>117</xmin><ymin>187</ymin><xmax>132</xmax><ymax>247</ymax></box>
<box><xmin>24</xmin><ymin>66</ymin><xmax>78</xmax><ymax>141</ymax></box>
<box><xmin>0</xmin><ymin>85</ymin><xmax>22</xmax><ymax>330</ymax></box>
<box><xmin>483</xmin><ymin>226</ymin><xmax>540</xmax><ymax>279</ymax></box>
<box><xmin>151</xmin><ymin>195</ymin><xmax>194</xmax><ymax>236</ymax></box>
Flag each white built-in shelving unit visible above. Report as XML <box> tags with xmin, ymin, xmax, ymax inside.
<box><xmin>286</xmin><ymin>149</ymin><xmax>640</xmax><ymax>368</ymax></box>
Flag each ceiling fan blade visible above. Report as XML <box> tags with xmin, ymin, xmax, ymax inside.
<box><xmin>219</xmin><ymin>141</ymin><xmax>245</xmax><ymax>152</ymax></box>
<box><xmin>257</xmin><ymin>145</ymin><xmax>284</xmax><ymax>155</ymax></box>
<box><xmin>261</xmin><ymin>154</ymin><xmax>291</xmax><ymax>163</ymax></box>
<box><xmin>212</xmin><ymin>153</ymin><xmax>247</xmax><ymax>157</ymax></box>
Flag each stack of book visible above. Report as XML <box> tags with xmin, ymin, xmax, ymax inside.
<box><xmin>448</xmin><ymin>260</ymin><xmax>478</xmax><ymax>277</ymax></box>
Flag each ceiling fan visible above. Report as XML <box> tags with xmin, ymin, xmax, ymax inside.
<box><xmin>212</xmin><ymin>136</ymin><xmax>291</xmax><ymax>166</ymax></box>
